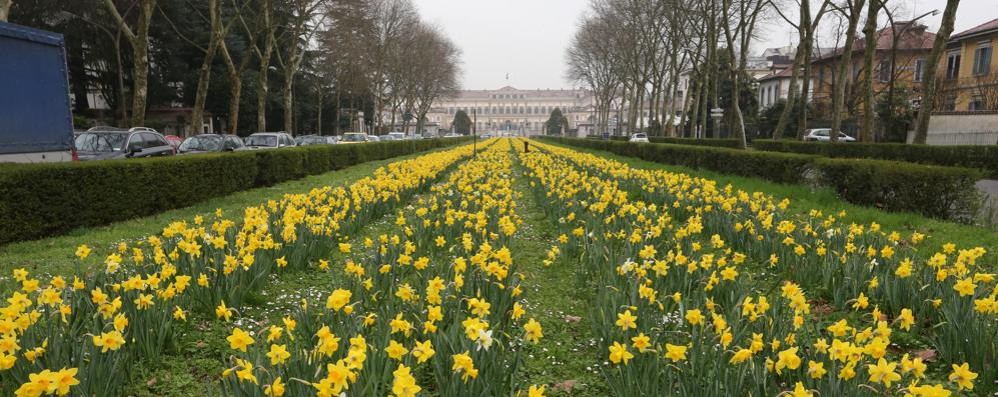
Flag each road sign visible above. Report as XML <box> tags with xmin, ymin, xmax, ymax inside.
<box><xmin>403</xmin><ymin>111</ymin><xmax>414</xmax><ymax>122</ymax></box>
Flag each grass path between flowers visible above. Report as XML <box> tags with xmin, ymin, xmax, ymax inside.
<box><xmin>119</xmin><ymin>151</ymin><xmax>477</xmax><ymax>396</ymax></box>
<box><xmin>121</xmin><ymin>145</ymin><xmax>614</xmax><ymax>396</ymax></box>
<box><xmin>511</xmin><ymin>150</ymin><xmax>610</xmax><ymax>396</ymax></box>
<box><xmin>544</xmin><ymin>141</ymin><xmax>998</xmax><ymax>265</ymax></box>
<box><xmin>0</xmin><ymin>146</ymin><xmax>461</xmax><ymax>280</ymax></box>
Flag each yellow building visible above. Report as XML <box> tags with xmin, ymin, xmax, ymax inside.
<box><xmin>810</xmin><ymin>22</ymin><xmax>934</xmax><ymax>119</ymax></box>
<box><xmin>938</xmin><ymin>18</ymin><xmax>998</xmax><ymax>111</ymax></box>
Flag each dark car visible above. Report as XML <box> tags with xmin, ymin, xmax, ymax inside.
<box><xmin>178</xmin><ymin>134</ymin><xmax>247</xmax><ymax>154</ymax></box>
<box><xmin>74</xmin><ymin>127</ymin><xmax>175</xmax><ymax>161</ymax></box>
<box><xmin>296</xmin><ymin>135</ymin><xmax>337</xmax><ymax>146</ymax></box>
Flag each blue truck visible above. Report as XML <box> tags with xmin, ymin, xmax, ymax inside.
<box><xmin>0</xmin><ymin>20</ymin><xmax>75</xmax><ymax>162</ymax></box>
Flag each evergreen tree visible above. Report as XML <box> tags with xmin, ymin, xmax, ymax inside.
<box><xmin>452</xmin><ymin>110</ymin><xmax>472</xmax><ymax>134</ymax></box>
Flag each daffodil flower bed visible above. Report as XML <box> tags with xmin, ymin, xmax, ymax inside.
<box><xmin>219</xmin><ymin>139</ymin><xmax>546</xmax><ymax>396</ymax></box>
<box><xmin>0</xmin><ymin>142</ymin><xmax>486</xmax><ymax>396</ymax></box>
<box><xmin>2</xmin><ymin>136</ymin><xmax>994</xmax><ymax>397</ymax></box>
<box><xmin>520</xmin><ymin>140</ymin><xmax>994</xmax><ymax>397</ymax></box>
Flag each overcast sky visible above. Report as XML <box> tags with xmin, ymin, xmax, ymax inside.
<box><xmin>414</xmin><ymin>0</ymin><xmax>998</xmax><ymax>90</ymax></box>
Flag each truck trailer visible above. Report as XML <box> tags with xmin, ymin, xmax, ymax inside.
<box><xmin>0</xmin><ymin>21</ymin><xmax>75</xmax><ymax>162</ymax></box>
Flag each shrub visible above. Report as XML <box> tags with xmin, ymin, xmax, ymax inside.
<box><xmin>586</xmin><ymin>135</ymin><xmax>742</xmax><ymax>148</ymax></box>
<box><xmin>539</xmin><ymin>137</ymin><xmax>983</xmax><ymax>222</ymax></box>
<box><xmin>753</xmin><ymin>139</ymin><xmax>998</xmax><ymax>178</ymax></box>
<box><xmin>814</xmin><ymin>158</ymin><xmax>984</xmax><ymax>221</ymax></box>
<box><xmin>0</xmin><ymin>138</ymin><xmax>471</xmax><ymax>245</ymax></box>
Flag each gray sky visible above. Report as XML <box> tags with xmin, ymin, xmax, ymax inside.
<box><xmin>415</xmin><ymin>0</ymin><xmax>590</xmax><ymax>90</ymax></box>
<box><xmin>414</xmin><ymin>0</ymin><xmax>998</xmax><ymax>90</ymax></box>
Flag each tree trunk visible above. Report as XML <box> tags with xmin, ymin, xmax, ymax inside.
<box><xmin>191</xmin><ymin>45</ymin><xmax>219</xmax><ymax>135</ymax></box>
<box><xmin>0</xmin><ymin>0</ymin><xmax>12</xmax><ymax>22</ymax></box>
<box><xmin>913</xmin><ymin>0</ymin><xmax>961</xmax><ymax>144</ymax></box>
<box><xmin>774</xmin><ymin>50</ymin><xmax>803</xmax><ymax>140</ymax></box>
<box><xmin>282</xmin><ymin>74</ymin><xmax>294</xmax><ymax>133</ymax></box>
<box><xmin>830</xmin><ymin>0</ymin><xmax>866</xmax><ymax>143</ymax></box>
<box><xmin>129</xmin><ymin>1</ymin><xmax>156</xmax><ymax>126</ymax></box>
<box><xmin>190</xmin><ymin>0</ymin><xmax>225</xmax><ymax>136</ymax></box>
<box><xmin>798</xmin><ymin>38</ymin><xmax>815</xmax><ymax>138</ymax></box>
<box><xmin>256</xmin><ymin>59</ymin><xmax>271</xmax><ymax>131</ymax></box>
<box><xmin>859</xmin><ymin>0</ymin><xmax>879</xmax><ymax>142</ymax></box>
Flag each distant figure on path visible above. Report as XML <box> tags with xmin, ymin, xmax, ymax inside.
<box><xmin>524</xmin><ymin>140</ymin><xmax>529</xmax><ymax>153</ymax></box>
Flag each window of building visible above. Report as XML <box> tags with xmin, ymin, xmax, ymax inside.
<box><xmin>914</xmin><ymin>59</ymin><xmax>926</xmax><ymax>82</ymax></box>
<box><xmin>946</xmin><ymin>51</ymin><xmax>962</xmax><ymax>80</ymax></box>
<box><xmin>878</xmin><ymin>60</ymin><xmax>891</xmax><ymax>83</ymax></box>
<box><xmin>973</xmin><ymin>43</ymin><xmax>992</xmax><ymax>76</ymax></box>
<box><xmin>969</xmin><ymin>95</ymin><xmax>985</xmax><ymax>111</ymax></box>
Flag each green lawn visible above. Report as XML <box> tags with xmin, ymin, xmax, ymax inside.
<box><xmin>544</xmin><ymin>141</ymin><xmax>998</xmax><ymax>263</ymax></box>
<box><xmin>0</xmin><ymin>147</ymin><xmax>456</xmax><ymax>279</ymax></box>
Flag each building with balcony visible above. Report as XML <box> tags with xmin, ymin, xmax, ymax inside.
<box><xmin>937</xmin><ymin>18</ymin><xmax>998</xmax><ymax>112</ymax></box>
<box><xmin>424</xmin><ymin>86</ymin><xmax>594</xmax><ymax>135</ymax></box>
<box><xmin>810</xmin><ymin>21</ymin><xmax>935</xmax><ymax>118</ymax></box>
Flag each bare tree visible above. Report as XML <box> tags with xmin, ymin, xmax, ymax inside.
<box><xmin>275</xmin><ymin>0</ymin><xmax>326</xmax><ymax>134</ymax></box>
<box><xmin>102</xmin><ymin>0</ymin><xmax>158</xmax><ymax>126</ymax></box>
<box><xmin>769</xmin><ymin>0</ymin><xmax>832</xmax><ymax>139</ymax></box>
<box><xmin>828</xmin><ymin>0</ymin><xmax>866</xmax><ymax>142</ymax></box>
<box><xmin>567</xmin><ymin>15</ymin><xmax>621</xmax><ymax>136</ymax></box>
<box><xmin>912</xmin><ymin>0</ymin><xmax>961</xmax><ymax>144</ymax></box>
<box><xmin>720</xmin><ymin>0</ymin><xmax>768</xmax><ymax>148</ymax></box>
<box><xmin>857</xmin><ymin>0</ymin><xmax>890</xmax><ymax>142</ymax></box>
<box><xmin>409</xmin><ymin>25</ymin><xmax>459</xmax><ymax>135</ymax></box>
<box><xmin>158</xmin><ymin>0</ymin><xmax>242</xmax><ymax>135</ymax></box>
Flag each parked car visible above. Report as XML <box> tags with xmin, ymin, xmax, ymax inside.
<box><xmin>444</xmin><ymin>133</ymin><xmax>462</xmax><ymax>138</ymax></box>
<box><xmin>177</xmin><ymin>134</ymin><xmax>247</xmax><ymax>154</ymax></box>
<box><xmin>368</xmin><ymin>135</ymin><xmax>381</xmax><ymax>142</ymax></box>
<box><xmin>339</xmin><ymin>132</ymin><xmax>370</xmax><ymax>144</ymax></box>
<box><xmin>629</xmin><ymin>133</ymin><xmax>649</xmax><ymax>143</ymax></box>
<box><xmin>297</xmin><ymin>135</ymin><xmax>337</xmax><ymax>146</ymax></box>
<box><xmin>164</xmin><ymin>135</ymin><xmax>183</xmax><ymax>149</ymax></box>
<box><xmin>802</xmin><ymin>128</ymin><xmax>856</xmax><ymax>142</ymax></box>
<box><xmin>245</xmin><ymin>132</ymin><xmax>296</xmax><ymax>149</ymax></box>
<box><xmin>481</xmin><ymin>133</ymin><xmax>493</xmax><ymax>139</ymax></box>
<box><xmin>386</xmin><ymin>132</ymin><xmax>407</xmax><ymax>141</ymax></box>
<box><xmin>74</xmin><ymin>127</ymin><xmax>175</xmax><ymax>160</ymax></box>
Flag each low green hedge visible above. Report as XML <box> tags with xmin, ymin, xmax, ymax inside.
<box><xmin>589</xmin><ymin>135</ymin><xmax>742</xmax><ymax>148</ymax></box>
<box><xmin>539</xmin><ymin>137</ymin><xmax>984</xmax><ymax>222</ymax></box>
<box><xmin>552</xmin><ymin>137</ymin><xmax>812</xmax><ymax>184</ymax></box>
<box><xmin>813</xmin><ymin>158</ymin><xmax>983</xmax><ymax>221</ymax></box>
<box><xmin>0</xmin><ymin>137</ymin><xmax>470</xmax><ymax>245</ymax></box>
<box><xmin>753</xmin><ymin>139</ymin><xmax>998</xmax><ymax>179</ymax></box>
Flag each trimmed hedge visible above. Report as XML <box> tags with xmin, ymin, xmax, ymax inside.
<box><xmin>539</xmin><ymin>137</ymin><xmax>985</xmax><ymax>222</ymax></box>
<box><xmin>554</xmin><ymin>137</ymin><xmax>812</xmax><ymax>184</ymax></box>
<box><xmin>591</xmin><ymin>135</ymin><xmax>743</xmax><ymax>148</ymax></box>
<box><xmin>753</xmin><ymin>139</ymin><xmax>998</xmax><ymax>179</ymax></box>
<box><xmin>0</xmin><ymin>137</ymin><xmax>471</xmax><ymax>245</ymax></box>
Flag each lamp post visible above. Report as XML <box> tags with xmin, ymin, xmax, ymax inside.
<box><xmin>472</xmin><ymin>108</ymin><xmax>477</xmax><ymax>158</ymax></box>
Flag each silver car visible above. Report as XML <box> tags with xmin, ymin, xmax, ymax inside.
<box><xmin>802</xmin><ymin>129</ymin><xmax>856</xmax><ymax>142</ymax></box>
<box><xmin>245</xmin><ymin>132</ymin><xmax>296</xmax><ymax>149</ymax></box>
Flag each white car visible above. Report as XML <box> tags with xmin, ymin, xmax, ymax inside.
<box><xmin>629</xmin><ymin>133</ymin><xmax>649</xmax><ymax>143</ymax></box>
<box><xmin>802</xmin><ymin>128</ymin><xmax>856</xmax><ymax>142</ymax></box>
<box><xmin>387</xmin><ymin>132</ymin><xmax>407</xmax><ymax>141</ymax></box>
<box><xmin>244</xmin><ymin>132</ymin><xmax>296</xmax><ymax>149</ymax></box>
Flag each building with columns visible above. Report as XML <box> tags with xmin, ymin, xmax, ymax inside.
<box><xmin>424</xmin><ymin>86</ymin><xmax>594</xmax><ymax>135</ymax></box>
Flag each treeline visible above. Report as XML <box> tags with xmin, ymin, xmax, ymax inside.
<box><xmin>4</xmin><ymin>0</ymin><xmax>459</xmax><ymax>135</ymax></box>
